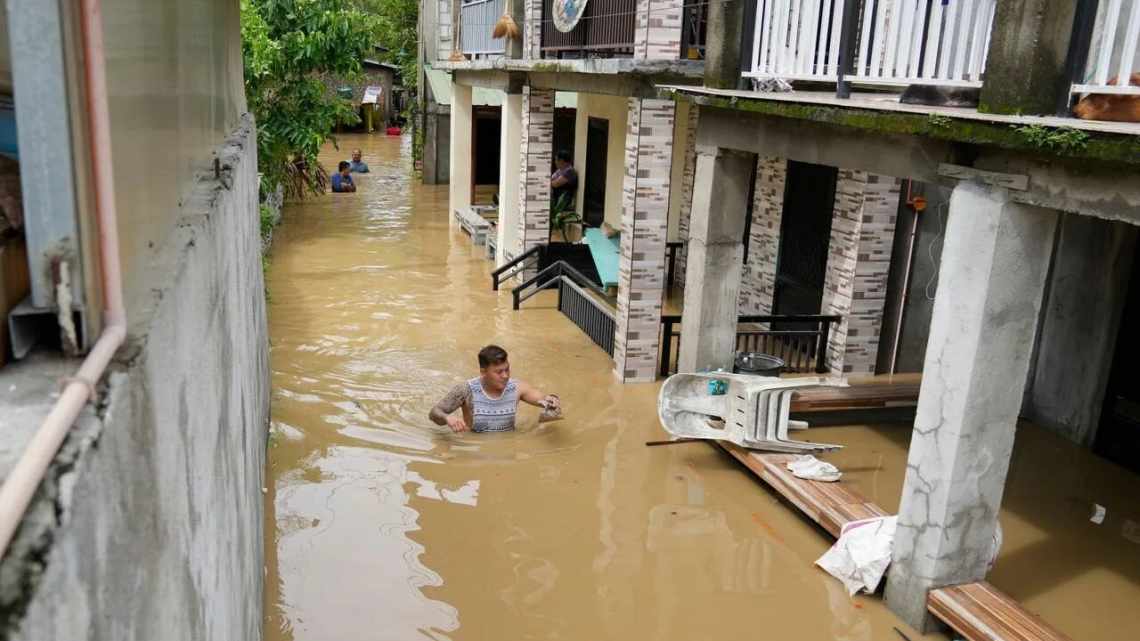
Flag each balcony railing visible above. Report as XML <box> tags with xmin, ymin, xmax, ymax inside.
<box><xmin>461</xmin><ymin>0</ymin><xmax>507</xmax><ymax>56</ymax></box>
<box><xmin>1070</xmin><ymin>0</ymin><xmax>1140</xmax><ymax>96</ymax></box>
<box><xmin>540</xmin><ymin>0</ymin><xmax>636</xmax><ymax>58</ymax></box>
<box><xmin>745</xmin><ymin>0</ymin><xmax>996</xmax><ymax>88</ymax></box>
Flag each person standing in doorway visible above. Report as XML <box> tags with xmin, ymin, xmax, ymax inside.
<box><xmin>348</xmin><ymin>149</ymin><xmax>370</xmax><ymax>173</ymax></box>
<box><xmin>330</xmin><ymin>161</ymin><xmax>356</xmax><ymax>193</ymax></box>
<box><xmin>550</xmin><ymin>150</ymin><xmax>578</xmax><ymax>206</ymax></box>
<box><xmin>429</xmin><ymin>345</ymin><xmax>560</xmax><ymax>433</ymax></box>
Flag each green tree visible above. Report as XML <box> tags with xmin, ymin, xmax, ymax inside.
<box><xmin>355</xmin><ymin>0</ymin><xmax>418</xmax><ymax>84</ymax></box>
<box><xmin>241</xmin><ymin>0</ymin><xmax>379</xmax><ymax>198</ymax></box>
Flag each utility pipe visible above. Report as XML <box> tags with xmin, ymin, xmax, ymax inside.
<box><xmin>0</xmin><ymin>0</ymin><xmax>125</xmax><ymax>556</ymax></box>
<box><xmin>887</xmin><ymin>179</ymin><xmax>920</xmax><ymax>375</ymax></box>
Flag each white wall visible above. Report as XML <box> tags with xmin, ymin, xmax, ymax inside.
<box><xmin>572</xmin><ymin>93</ymin><xmax>629</xmax><ymax>229</ymax></box>
<box><xmin>497</xmin><ymin>93</ymin><xmax>522</xmax><ymax>264</ymax></box>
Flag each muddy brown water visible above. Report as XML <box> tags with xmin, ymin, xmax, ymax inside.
<box><xmin>265</xmin><ymin>135</ymin><xmax>1136</xmax><ymax>641</ymax></box>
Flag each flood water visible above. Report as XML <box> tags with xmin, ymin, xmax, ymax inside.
<box><xmin>262</xmin><ymin>134</ymin><xmax>952</xmax><ymax>641</ymax></box>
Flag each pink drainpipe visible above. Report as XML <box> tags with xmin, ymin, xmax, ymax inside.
<box><xmin>0</xmin><ymin>0</ymin><xmax>126</xmax><ymax>556</ymax></box>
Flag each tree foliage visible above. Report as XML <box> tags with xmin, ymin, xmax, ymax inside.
<box><xmin>354</xmin><ymin>0</ymin><xmax>419</xmax><ymax>86</ymax></box>
<box><xmin>242</xmin><ymin>0</ymin><xmax>379</xmax><ymax>198</ymax></box>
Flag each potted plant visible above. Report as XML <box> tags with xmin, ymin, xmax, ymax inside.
<box><xmin>551</xmin><ymin>192</ymin><xmax>583</xmax><ymax>242</ymax></box>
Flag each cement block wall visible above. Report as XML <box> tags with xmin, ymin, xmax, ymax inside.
<box><xmin>0</xmin><ymin>115</ymin><xmax>268</xmax><ymax>641</ymax></box>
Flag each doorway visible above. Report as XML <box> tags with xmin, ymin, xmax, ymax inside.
<box><xmin>1095</xmin><ymin>251</ymin><xmax>1140</xmax><ymax>473</ymax></box>
<box><xmin>772</xmin><ymin>160</ymin><xmax>838</xmax><ymax>315</ymax></box>
<box><xmin>583</xmin><ymin>117</ymin><xmax>608</xmax><ymax>227</ymax></box>
<box><xmin>471</xmin><ymin>106</ymin><xmax>501</xmax><ymax>202</ymax></box>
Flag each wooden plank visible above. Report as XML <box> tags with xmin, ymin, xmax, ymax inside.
<box><xmin>928</xmin><ymin>582</ymin><xmax>1074</xmax><ymax>641</ymax></box>
<box><xmin>717</xmin><ymin>443</ymin><xmax>882</xmax><ymax>538</ymax></box>
<box><xmin>790</xmin><ymin>382</ymin><xmax>921</xmax><ymax>413</ymax></box>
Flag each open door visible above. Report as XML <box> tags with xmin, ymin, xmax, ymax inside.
<box><xmin>772</xmin><ymin>160</ymin><xmax>838</xmax><ymax>316</ymax></box>
<box><xmin>583</xmin><ymin>117</ymin><xmax>608</xmax><ymax>228</ymax></box>
<box><xmin>1095</xmin><ymin>252</ymin><xmax>1140</xmax><ymax>473</ymax></box>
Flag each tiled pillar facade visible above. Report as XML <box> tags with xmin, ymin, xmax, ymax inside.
<box><xmin>613</xmin><ymin>98</ymin><xmax>676</xmax><ymax>383</ymax></box>
<box><xmin>524</xmin><ymin>0</ymin><xmax>542</xmax><ymax>59</ymax></box>
<box><xmin>515</xmin><ymin>86</ymin><xmax>554</xmax><ymax>257</ymax></box>
<box><xmin>634</xmin><ymin>0</ymin><xmax>683</xmax><ymax>60</ymax></box>
<box><xmin>673</xmin><ymin>105</ymin><xmax>699</xmax><ymax>291</ymax></box>
<box><xmin>738</xmin><ymin>156</ymin><xmax>787</xmax><ymax>315</ymax></box>
<box><xmin>821</xmin><ymin>170</ymin><xmax>901</xmax><ymax>374</ymax></box>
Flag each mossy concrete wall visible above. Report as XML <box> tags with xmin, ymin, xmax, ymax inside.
<box><xmin>979</xmin><ymin>0</ymin><xmax>1078</xmax><ymax>116</ymax></box>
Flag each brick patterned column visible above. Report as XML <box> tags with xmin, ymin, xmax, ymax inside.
<box><xmin>821</xmin><ymin>170</ymin><xmax>901</xmax><ymax>374</ymax></box>
<box><xmin>516</xmin><ymin>86</ymin><xmax>554</xmax><ymax>257</ymax></box>
<box><xmin>634</xmin><ymin>0</ymin><xmax>683</xmax><ymax>60</ymax></box>
<box><xmin>738</xmin><ymin>156</ymin><xmax>786</xmax><ymax>315</ymax></box>
<box><xmin>524</xmin><ymin>0</ymin><xmax>542</xmax><ymax>59</ymax></box>
<box><xmin>614</xmin><ymin>98</ymin><xmax>675</xmax><ymax>383</ymax></box>
<box><xmin>673</xmin><ymin>104</ymin><xmax>699</xmax><ymax>291</ymax></box>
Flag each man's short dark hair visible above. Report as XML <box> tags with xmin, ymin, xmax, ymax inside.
<box><xmin>338</xmin><ymin>160</ymin><xmax>350</xmax><ymax>171</ymax></box>
<box><xmin>478</xmin><ymin>345</ymin><xmax>509</xmax><ymax>368</ymax></box>
<box><xmin>556</xmin><ymin>150</ymin><xmax>572</xmax><ymax>163</ymax></box>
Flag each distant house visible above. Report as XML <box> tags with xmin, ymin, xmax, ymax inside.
<box><xmin>328</xmin><ymin>46</ymin><xmax>404</xmax><ymax>131</ymax></box>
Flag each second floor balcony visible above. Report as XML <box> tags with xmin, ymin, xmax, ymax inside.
<box><xmin>456</xmin><ymin>0</ymin><xmax>707</xmax><ymax>62</ymax></box>
<box><xmin>739</xmin><ymin>0</ymin><xmax>1139</xmax><ymax>119</ymax></box>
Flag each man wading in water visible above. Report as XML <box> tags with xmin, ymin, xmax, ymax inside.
<box><xmin>429</xmin><ymin>345</ymin><xmax>561</xmax><ymax>433</ymax></box>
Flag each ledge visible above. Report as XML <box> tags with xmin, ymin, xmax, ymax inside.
<box><xmin>436</xmin><ymin>56</ymin><xmax>704</xmax><ymax>79</ymax></box>
<box><xmin>664</xmin><ymin>85</ymin><xmax>1140</xmax><ymax>166</ymax></box>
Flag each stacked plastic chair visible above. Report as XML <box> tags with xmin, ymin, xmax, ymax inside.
<box><xmin>658</xmin><ymin>372</ymin><xmax>842</xmax><ymax>453</ymax></box>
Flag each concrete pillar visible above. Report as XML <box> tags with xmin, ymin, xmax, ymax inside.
<box><xmin>884</xmin><ymin>182</ymin><xmax>1058</xmax><ymax>630</ymax></box>
<box><xmin>738</xmin><ymin>156</ymin><xmax>786</xmax><ymax>315</ymax></box>
<box><xmin>704</xmin><ymin>0</ymin><xmax>745</xmax><ymax>88</ymax></box>
<box><xmin>516</xmin><ymin>86</ymin><xmax>553</xmax><ymax>257</ymax></box>
<box><xmin>821</xmin><ymin>170</ymin><xmax>901</xmax><ymax>374</ymax></box>
<box><xmin>448</xmin><ymin>81</ymin><xmax>472</xmax><ymax>218</ymax></box>
<box><xmin>634</xmin><ymin>0</ymin><xmax>683</xmax><ymax>60</ymax></box>
<box><xmin>497</xmin><ymin>92</ymin><xmax>523</xmax><ymax>265</ymax></box>
<box><xmin>673</xmin><ymin>105</ymin><xmax>699</xmax><ymax>292</ymax></box>
<box><xmin>978</xmin><ymin>0</ymin><xmax>1078</xmax><ymax>115</ymax></box>
<box><xmin>676</xmin><ymin>147</ymin><xmax>754</xmax><ymax>374</ymax></box>
<box><xmin>613</xmin><ymin>98</ymin><xmax>676</xmax><ymax>383</ymax></box>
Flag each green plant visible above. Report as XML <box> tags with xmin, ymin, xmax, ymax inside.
<box><xmin>241</xmin><ymin>0</ymin><xmax>379</xmax><ymax>198</ymax></box>
<box><xmin>926</xmin><ymin>114</ymin><xmax>952</xmax><ymax>129</ymax></box>
<box><xmin>1010</xmin><ymin>124</ymin><xmax>1090</xmax><ymax>153</ymax></box>
<box><xmin>550</xmin><ymin>192</ymin><xmax>582</xmax><ymax>240</ymax></box>
<box><xmin>259</xmin><ymin>203</ymin><xmax>276</xmax><ymax>240</ymax></box>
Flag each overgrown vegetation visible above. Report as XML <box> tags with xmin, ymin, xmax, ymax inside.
<box><xmin>926</xmin><ymin>114</ymin><xmax>952</xmax><ymax>129</ymax></box>
<box><xmin>1009</xmin><ymin>124</ymin><xmax>1090</xmax><ymax>153</ymax></box>
<box><xmin>241</xmin><ymin>0</ymin><xmax>379</xmax><ymax>199</ymax></box>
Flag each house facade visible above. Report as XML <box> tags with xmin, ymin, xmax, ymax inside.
<box><xmin>430</xmin><ymin>0</ymin><xmax>1140</xmax><ymax>635</ymax></box>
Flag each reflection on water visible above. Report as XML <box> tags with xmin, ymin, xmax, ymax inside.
<box><xmin>262</xmin><ymin>135</ymin><xmax>944</xmax><ymax>641</ymax></box>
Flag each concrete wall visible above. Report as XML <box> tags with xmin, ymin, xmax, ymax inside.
<box><xmin>103</xmin><ymin>0</ymin><xmax>247</xmax><ymax>315</ymax></box>
<box><xmin>1022</xmin><ymin>214</ymin><xmax>1138</xmax><ymax>446</ymax></box>
<box><xmin>2</xmin><ymin>116</ymin><xmax>268</xmax><ymax>641</ymax></box>
<box><xmin>572</xmin><ymin>93</ymin><xmax>629</xmax><ymax>229</ymax></box>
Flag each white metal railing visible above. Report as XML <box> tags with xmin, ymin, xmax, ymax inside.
<box><xmin>745</xmin><ymin>0</ymin><xmax>996</xmax><ymax>88</ymax></box>
<box><xmin>1074</xmin><ymin>0</ymin><xmax>1140</xmax><ymax>95</ymax></box>
<box><xmin>461</xmin><ymin>0</ymin><xmax>507</xmax><ymax>56</ymax></box>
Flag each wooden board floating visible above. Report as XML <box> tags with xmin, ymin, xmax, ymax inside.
<box><xmin>928</xmin><ymin>582</ymin><xmax>1074</xmax><ymax>641</ymax></box>
<box><xmin>716</xmin><ymin>443</ymin><xmax>1074</xmax><ymax>641</ymax></box>
<box><xmin>715</xmin><ymin>443</ymin><xmax>886</xmax><ymax>538</ymax></box>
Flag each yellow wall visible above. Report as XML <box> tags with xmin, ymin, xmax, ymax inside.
<box><xmin>570</xmin><ymin>95</ymin><xmax>688</xmax><ymax>239</ymax></box>
<box><xmin>572</xmin><ymin>93</ymin><xmax>629</xmax><ymax>230</ymax></box>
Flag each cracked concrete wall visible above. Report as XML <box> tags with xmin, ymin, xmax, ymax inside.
<box><xmin>1</xmin><ymin>116</ymin><xmax>268</xmax><ymax>641</ymax></box>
